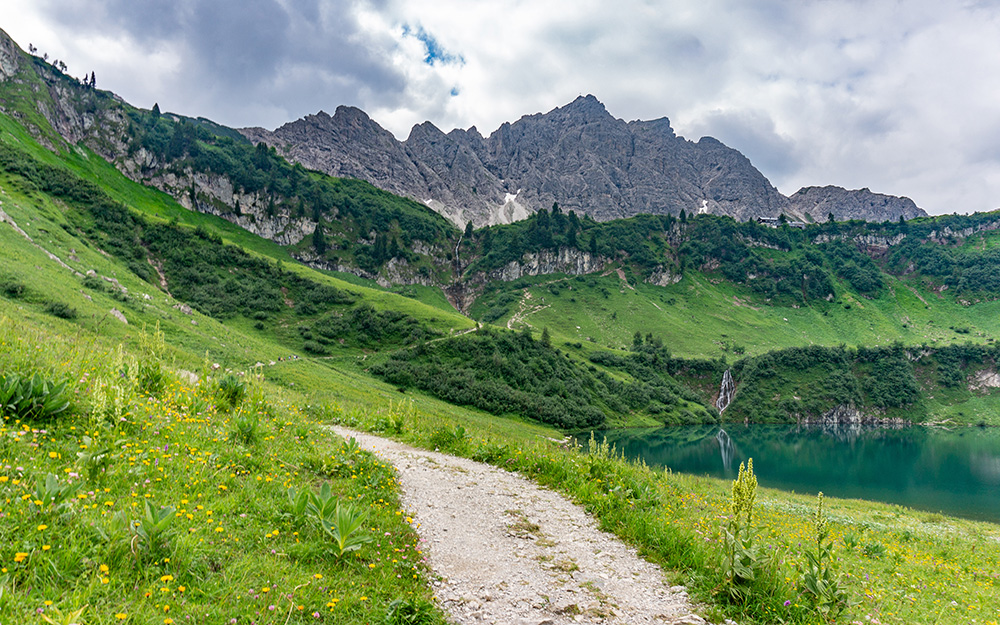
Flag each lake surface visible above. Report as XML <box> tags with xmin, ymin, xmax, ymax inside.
<box><xmin>592</xmin><ymin>424</ymin><xmax>1000</xmax><ymax>523</ymax></box>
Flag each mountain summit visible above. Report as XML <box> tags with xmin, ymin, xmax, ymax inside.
<box><xmin>241</xmin><ymin>95</ymin><xmax>926</xmax><ymax>227</ymax></box>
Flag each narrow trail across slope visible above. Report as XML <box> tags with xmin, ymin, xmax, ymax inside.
<box><xmin>332</xmin><ymin>427</ymin><xmax>709</xmax><ymax>625</ymax></box>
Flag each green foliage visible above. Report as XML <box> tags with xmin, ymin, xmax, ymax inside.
<box><xmin>214</xmin><ymin>373</ymin><xmax>247</xmax><ymax>411</ymax></box>
<box><xmin>856</xmin><ymin>344</ymin><xmax>920</xmax><ymax>408</ymax></box>
<box><xmin>727</xmin><ymin>344</ymin><xmax>926</xmax><ymax>423</ymax></box>
<box><xmin>30</xmin><ymin>472</ymin><xmax>81</xmax><ymax>514</ymax></box>
<box><xmin>129</xmin><ymin>499</ymin><xmax>177</xmax><ymax>557</ymax></box>
<box><xmin>372</xmin><ymin>327</ymin><xmax>614</xmax><ymax>428</ymax></box>
<box><xmin>38</xmin><ymin>604</ymin><xmax>89</xmax><ymax>625</ymax></box>
<box><xmin>125</xmin><ymin>108</ymin><xmax>457</xmax><ymax>257</ymax></box>
<box><xmin>228</xmin><ymin>405</ymin><xmax>261</xmax><ymax>445</ymax></box>
<box><xmin>589</xmin><ymin>340</ymin><xmax>721</xmax><ymax>424</ymax></box>
<box><xmin>796</xmin><ymin>493</ymin><xmax>852</xmax><ymax>619</ymax></box>
<box><xmin>43</xmin><ymin>300</ymin><xmax>78</xmax><ymax>319</ymax></box>
<box><xmin>321</xmin><ymin>502</ymin><xmax>375</xmax><ymax>557</ymax></box>
<box><xmin>289</xmin><ymin>478</ymin><xmax>375</xmax><ymax>558</ymax></box>
<box><xmin>301</xmin><ymin>303</ymin><xmax>438</xmax><ymax>350</ymax></box>
<box><xmin>75</xmin><ymin>435</ymin><xmax>124</xmax><ymax>482</ymax></box>
<box><xmin>718</xmin><ymin>460</ymin><xmax>769</xmax><ymax>604</ymax></box>
<box><xmin>383</xmin><ymin>598</ymin><xmax>437</xmax><ymax>625</ymax></box>
<box><xmin>429</xmin><ymin>425</ymin><xmax>467</xmax><ymax>452</ymax></box>
<box><xmin>0</xmin><ymin>372</ymin><xmax>71</xmax><ymax>422</ymax></box>
<box><xmin>0</xmin><ymin>274</ymin><xmax>25</xmax><ymax>298</ymax></box>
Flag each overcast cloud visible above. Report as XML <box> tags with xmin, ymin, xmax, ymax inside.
<box><xmin>4</xmin><ymin>0</ymin><xmax>1000</xmax><ymax>214</ymax></box>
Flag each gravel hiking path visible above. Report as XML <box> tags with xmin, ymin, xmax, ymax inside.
<box><xmin>332</xmin><ymin>427</ymin><xmax>711</xmax><ymax>625</ymax></box>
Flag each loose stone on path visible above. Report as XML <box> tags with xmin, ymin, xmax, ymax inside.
<box><xmin>332</xmin><ymin>427</ymin><xmax>712</xmax><ymax>625</ymax></box>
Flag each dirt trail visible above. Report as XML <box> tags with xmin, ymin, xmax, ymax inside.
<box><xmin>332</xmin><ymin>427</ymin><xmax>709</xmax><ymax>625</ymax></box>
<box><xmin>507</xmin><ymin>290</ymin><xmax>551</xmax><ymax>330</ymax></box>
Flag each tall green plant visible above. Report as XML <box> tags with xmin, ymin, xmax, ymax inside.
<box><xmin>719</xmin><ymin>459</ymin><xmax>764</xmax><ymax>603</ymax></box>
<box><xmin>797</xmin><ymin>492</ymin><xmax>852</xmax><ymax>619</ymax></box>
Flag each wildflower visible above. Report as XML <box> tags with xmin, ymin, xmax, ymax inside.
<box><xmin>115</xmin><ymin>614</ymin><xmax>127</xmax><ymax>621</ymax></box>
<box><xmin>13</xmin><ymin>552</ymin><xmax>28</xmax><ymax>563</ymax></box>
<box><xmin>37</xmin><ymin>524</ymin><xmax>48</xmax><ymax>531</ymax></box>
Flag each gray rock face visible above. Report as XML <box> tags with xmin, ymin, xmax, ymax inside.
<box><xmin>241</xmin><ymin>95</ymin><xmax>796</xmax><ymax>227</ymax></box>
<box><xmin>483</xmin><ymin>247</ymin><xmax>606</xmax><ymax>282</ymax></box>
<box><xmin>0</xmin><ymin>28</ymin><xmax>20</xmax><ymax>80</ymax></box>
<box><xmin>788</xmin><ymin>186</ymin><xmax>927</xmax><ymax>222</ymax></box>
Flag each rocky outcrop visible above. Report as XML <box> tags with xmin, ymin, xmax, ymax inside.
<box><xmin>241</xmin><ymin>95</ymin><xmax>796</xmax><ymax>228</ymax></box>
<box><xmin>788</xmin><ymin>186</ymin><xmax>927</xmax><ymax>223</ymax></box>
<box><xmin>0</xmin><ymin>28</ymin><xmax>20</xmax><ymax>80</ymax></box>
<box><xmin>812</xmin><ymin>232</ymin><xmax>908</xmax><ymax>248</ymax></box>
<box><xmin>483</xmin><ymin>247</ymin><xmax>606</xmax><ymax>282</ymax></box>
<box><xmin>144</xmin><ymin>168</ymin><xmax>318</xmax><ymax>246</ymax></box>
<box><xmin>969</xmin><ymin>369</ymin><xmax>1000</xmax><ymax>392</ymax></box>
<box><xmin>800</xmin><ymin>403</ymin><xmax>908</xmax><ymax>427</ymax></box>
<box><xmin>646</xmin><ymin>265</ymin><xmax>682</xmax><ymax>286</ymax></box>
<box><xmin>926</xmin><ymin>220</ymin><xmax>1000</xmax><ymax>244</ymax></box>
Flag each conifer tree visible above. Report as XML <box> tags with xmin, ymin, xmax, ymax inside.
<box><xmin>313</xmin><ymin>223</ymin><xmax>327</xmax><ymax>255</ymax></box>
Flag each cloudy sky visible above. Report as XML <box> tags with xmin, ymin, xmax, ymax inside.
<box><xmin>5</xmin><ymin>0</ymin><xmax>1000</xmax><ymax>215</ymax></box>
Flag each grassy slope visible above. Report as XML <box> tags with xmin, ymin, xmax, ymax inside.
<box><xmin>483</xmin><ymin>270</ymin><xmax>1000</xmax><ymax>359</ymax></box>
<box><xmin>0</xmin><ymin>117</ymin><xmax>473</xmax><ymax>342</ymax></box>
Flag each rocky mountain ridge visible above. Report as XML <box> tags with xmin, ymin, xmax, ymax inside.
<box><xmin>788</xmin><ymin>186</ymin><xmax>925</xmax><ymax>223</ymax></box>
<box><xmin>242</xmin><ymin>95</ymin><xmax>927</xmax><ymax>227</ymax></box>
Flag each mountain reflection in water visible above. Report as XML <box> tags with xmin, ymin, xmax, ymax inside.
<box><xmin>589</xmin><ymin>424</ymin><xmax>1000</xmax><ymax>523</ymax></box>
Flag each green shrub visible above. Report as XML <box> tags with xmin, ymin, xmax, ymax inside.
<box><xmin>43</xmin><ymin>301</ymin><xmax>78</xmax><ymax>319</ymax></box>
<box><xmin>81</xmin><ymin>275</ymin><xmax>106</xmax><ymax>291</ymax></box>
<box><xmin>229</xmin><ymin>406</ymin><xmax>260</xmax><ymax>445</ymax></box>
<box><xmin>0</xmin><ymin>372</ymin><xmax>72</xmax><ymax>422</ymax></box>
<box><xmin>429</xmin><ymin>425</ymin><xmax>467</xmax><ymax>452</ymax></box>
<box><xmin>137</xmin><ymin>360</ymin><xmax>166</xmax><ymax>396</ymax></box>
<box><xmin>0</xmin><ymin>275</ymin><xmax>25</xmax><ymax>298</ymax></box>
<box><xmin>302</xmin><ymin>340</ymin><xmax>328</xmax><ymax>355</ymax></box>
<box><xmin>214</xmin><ymin>373</ymin><xmax>247</xmax><ymax>411</ymax></box>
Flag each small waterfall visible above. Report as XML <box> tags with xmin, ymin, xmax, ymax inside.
<box><xmin>716</xmin><ymin>369</ymin><xmax>736</xmax><ymax>412</ymax></box>
<box><xmin>716</xmin><ymin>428</ymin><xmax>735</xmax><ymax>471</ymax></box>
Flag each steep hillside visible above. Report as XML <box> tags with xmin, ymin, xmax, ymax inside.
<box><xmin>0</xmin><ymin>28</ymin><xmax>460</xmax><ymax>288</ymax></box>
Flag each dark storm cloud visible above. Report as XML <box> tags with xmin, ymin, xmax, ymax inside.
<box><xmin>34</xmin><ymin>0</ymin><xmax>407</xmax><ymax>127</ymax></box>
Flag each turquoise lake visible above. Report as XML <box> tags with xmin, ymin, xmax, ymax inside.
<box><xmin>592</xmin><ymin>424</ymin><xmax>1000</xmax><ymax>523</ymax></box>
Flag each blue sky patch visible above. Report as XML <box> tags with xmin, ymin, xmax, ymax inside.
<box><xmin>403</xmin><ymin>24</ymin><xmax>464</xmax><ymax>66</ymax></box>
